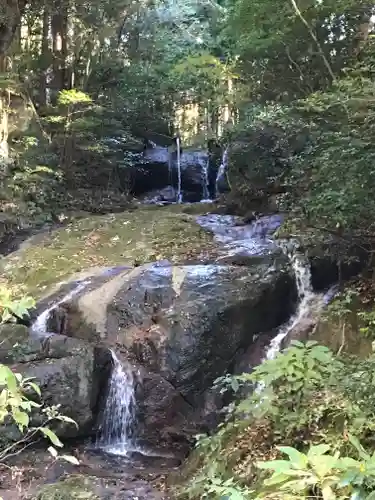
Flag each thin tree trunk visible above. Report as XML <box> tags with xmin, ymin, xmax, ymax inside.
<box><xmin>51</xmin><ymin>1</ymin><xmax>68</xmax><ymax>102</ymax></box>
<box><xmin>0</xmin><ymin>0</ymin><xmax>28</xmax><ymax>56</ymax></box>
<box><xmin>38</xmin><ymin>3</ymin><xmax>50</xmax><ymax>107</ymax></box>
<box><xmin>0</xmin><ymin>57</ymin><xmax>9</xmax><ymax>168</ymax></box>
<box><xmin>289</xmin><ymin>0</ymin><xmax>336</xmax><ymax>82</ymax></box>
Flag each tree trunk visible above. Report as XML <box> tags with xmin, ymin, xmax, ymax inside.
<box><xmin>0</xmin><ymin>56</ymin><xmax>9</xmax><ymax>168</ymax></box>
<box><xmin>38</xmin><ymin>3</ymin><xmax>50</xmax><ymax>107</ymax></box>
<box><xmin>0</xmin><ymin>0</ymin><xmax>28</xmax><ymax>56</ymax></box>
<box><xmin>51</xmin><ymin>0</ymin><xmax>68</xmax><ymax>103</ymax></box>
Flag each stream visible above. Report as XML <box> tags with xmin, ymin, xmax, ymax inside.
<box><xmin>2</xmin><ymin>186</ymin><xmax>337</xmax><ymax>499</ymax></box>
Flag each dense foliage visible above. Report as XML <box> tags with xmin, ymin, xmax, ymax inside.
<box><xmin>180</xmin><ymin>341</ymin><xmax>375</xmax><ymax>499</ymax></box>
<box><xmin>1</xmin><ymin>0</ymin><xmax>375</xmax><ymax>250</ymax></box>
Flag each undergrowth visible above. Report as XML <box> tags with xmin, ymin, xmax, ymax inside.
<box><xmin>178</xmin><ymin>340</ymin><xmax>375</xmax><ymax>499</ymax></box>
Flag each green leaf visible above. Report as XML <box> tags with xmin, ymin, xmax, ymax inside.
<box><xmin>56</xmin><ymin>415</ymin><xmax>78</xmax><ymax>428</ymax></box>
<box><xmin>39</xmin><ymin>427</ymin><xmax>64</xmax><ymax>447</ymax></box>
<box><xmin>277</xmin><ymin>446</ymin><xmax>308</xmax><ymax>468</ymax></box>
<box><xmin>263</xmin><ymin>472</ymin><xmax>291</xmax><ymax>487</ymax></box>
<box><xmin>256</xmin><ymin>460</ymin><xmax>292</xmax><ymax>471</ymax></box>
<box><xmin>48</xmin><ymin>446</ymin><xmax>58</xmax><ymax>458</ymax></box>
<box><xmin>12</xmin><ymin>409</ymin><xmax>29</xmax><ymax>430</ymax></box>
<box><xmin>59</xmin><ymin>455</ymin><xmax>79</xmax><ymax>465</ymax></box>
<box><xmin>26</xmin><ymin>382</ymin><xmax>41</xmax><ymax>397</ymax></box>
<box><xmin>290</xmin><ymin>340</ymin><xmax>304</xmax><ymax>348</ymax></box>
<box><xmin>349</xmin><ymin>434</ymin><xmax>370</xmax><ymax>460</ymax></box>
<box><xmin>307</xmin><ymin>444</ymin><xmax>331</xmax><ymax>459</ymax></box>
<box><xmin>0</xmin><ymin>365</ymin><xmax>15</xmax><ymax>385</ymax></box>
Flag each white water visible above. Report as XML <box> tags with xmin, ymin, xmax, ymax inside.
<box><xmin>30</xmin><ymin>279</ymin><xmax>90</xmax><ymax>337</ymax></box>
<box><xmin>176</xmin><ymin>137</ymin><xmax>182</xmax><ymax>203</ymax></box>
<box><xmin>264</xmin><ymin>250</ymin><xmax>315</xmax><ymax>361</ymax></box>
<box><xmin>215</xmin><ymin>147</ymin><xmax>228</xmax><ymax>198</ymax></box>
<box><xmin>96</xmin><ymin>349</ymin><xmax>136</xmax><ymax>456</ymax></box>
<box><xmin>196</xmin><ymin>214</ymin><xmax>334</xmax><ymax>365</ymax></box>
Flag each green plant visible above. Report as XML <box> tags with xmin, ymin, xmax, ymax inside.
<box><xmin>358</xmin><ymin>310</ymin><xmax>375</xmax><ymax>340</ymax></box>
<box><xmin>0</xmin><ymin>363</ymin><xmax>78</xmax><ymax>465</ymax></box>
<box><xmin>214</xmin><ymin>341</ymin><xmax>340</xmax><ymax>421</ymax></box>
<box><xmin>256</xmin><ymin>436</ymin><xmax>375</xmax><ymax>500</ymax></box>
<box><xmin>248</xmin><ymin>341</ymin><xmax>337</xmax><ymax>395</ymax></box>
<box><xmin>0</xmin><ymin>290</ymin><xmax>78</xmax><ymax>469</ymax></box>
<box><xmin>0</xmin><ymin>286</ymin><xmax>35</xmax><ymax>323</ymax></box>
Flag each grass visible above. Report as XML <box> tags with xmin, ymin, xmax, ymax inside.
<box><xmin>0</xmin><ymin>204</ymin><xmax>218</xmax><ymax>298</ymax></box>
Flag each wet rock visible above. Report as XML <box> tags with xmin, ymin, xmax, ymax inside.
<box><xmin>131</xmin><ymin>146</ymin><xmax>208</xmax><ymax>199</ymax></box>
<box><xmin>33</xmin><ymin>475</ymin><xmax>100</xmax><ymax>500</ymax></box>
<box><xmin>44</xmin><ymin>259</ymin><xmax>295</xmax><ymax>445</ymax></box>
<box><xmin>0</xmin><ymin>327</ymin><xmax>97</xmax><ymax>443</ymax></box>
<box><xmin>135</xmin><ymin>366</ymin><xmax>194</xmax><ymax>449</ymax></box>
<box><xmin>141</xmin><ymin>186</ymin><xmax>177</xmax><ymax>204</ymax></box>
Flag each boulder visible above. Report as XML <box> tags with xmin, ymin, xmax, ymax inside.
<box><xmin>0</xmin><ymin>324</ymin><xmax>97</xmax><ymax>443</ymax></box>
<box><xmin>141</xmin><ymin>186</ymin><xmax>177</xmax><ymax>204</ymax></box>
<box><xmin>135</xmin><ymin>366</ymin><xmax>195</xmax><ymax>449</ymax></box>
<box><xmin>33</xmin><ymin>476</ymin><xmax>100</xmax><ymax>500</ymax></box>
<box><xmin>48</xmin><ymin>261</ymin><xmax>296</xmax><ymax>407</ymax></box>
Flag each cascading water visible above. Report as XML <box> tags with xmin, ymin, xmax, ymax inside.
<box><xmin>215</xmin><ymin>147</ymin><xmax>228</xmax><ymax>198</ymax></box>
<box><xmin>196</xmin><ymin>214</ymin><xmax>335</xmax><ymax>362</ymax></box>
<box><xmin>31</xmin><ymin>279</ymin><xmax>90</xmax><ymax>337</ymax></box>
<box><xmin>263</xmin><ymin>249</ymin><xmax>315</xmax><ymax>361</ymax></box>
<box><xmin>96</xmin><ymin>349</ymin><xmax>136</xmax><ymax>456</ymax></box>
<box><xmin>176</xmin><ymin>137</ymin><xmax>182</xmax><ymax>203</ymax></box>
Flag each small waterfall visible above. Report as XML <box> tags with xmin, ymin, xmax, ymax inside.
<box><xmin>31</xmin><ymin>280</ymin><xmax>90</xmax><ymax>337</ymax></box>
<box><xmin>96</xmin><ymin>349</ymin><xmax>136</xmax><ymax>456</ymax></box>
<box><xmin>215</xmin><ymin>147</ymin><xmax>228</xmax><ymax>198</ymax></box>
<box><xmin>264</xmin><ymin>250</ymin><xmax>314</xmax><ymax>361</ymax></box>
<box><xmin>176</xmin><ymin>137</ymin><xmax>182</xmax><ymax>203</ymax></box>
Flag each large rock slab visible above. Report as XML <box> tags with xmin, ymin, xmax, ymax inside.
<box><xmin>1</xmin><ymin>206</ymin><xmax>217</xmax><ymax>299</ymax></box>
<box><xmin>49</xmin><ymin>261</ymin><xmax>296</xmax><ymax>405</ymax></box>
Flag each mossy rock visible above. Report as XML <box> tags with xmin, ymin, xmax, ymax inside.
<box><xmin>1</xmin><ymin>205</ymin><xmax>218</xmax><ymax>298</ymax></box>
<box><xmin>33</xmin><ymin>475</ymin><xmax>100</xmax><ymax>500</ymax></box>
<box><xmin>0</xmin><ymin>323</ymin><xmax>29</xmax><ymax>345</ymax></box>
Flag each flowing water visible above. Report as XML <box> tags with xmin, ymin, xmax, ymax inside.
<box><xmin>96</xmin><ymin>349</ymin><xmax>137</xmax><ymax>456</ymax></box>
<box><xmin>196</xmin><ymin>214</ymin><xmax>334</xmax><ymax>358</ymax></box>
<box><xmin>215</xmin><ymin>147</ymin><xmax>228</xmax><ymax>198</ymax></box>
<box><xmin>264</xmin><ymin>250</ymin><xmax>315</xmax><ymax>361</ymax></box>
<box><xmin>27</xmin><ymin>209</ymin><xmax>336</xmax><ymax>481</ymax></box>
<box><xmin>30</xmin><ymin>279</ymin><xmax>90</xmax><ymax>337</ymax></box>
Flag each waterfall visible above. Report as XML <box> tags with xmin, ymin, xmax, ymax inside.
<box><xmin>264</xmin><ymin>250</ymin><xmax>314</xmax><ymax>361</ymax></box>
<box><xmin>31</xmin><ymin>280</ymin><xmax>90</xmax><ymax>337</ymax></box>
<box><xmin>215</xmin><ymin>147</ymin><xmax>228</xmax><ymax>198</ymax></box>
<box><xmin>176</xmin><ymin>137</ymin><xmax>182</xmax><ymax>203</ymax></box>
<box><xmin>96</xmin><ymin>350</ymin><xmax>136</xmax><ymax>456</ymax></box>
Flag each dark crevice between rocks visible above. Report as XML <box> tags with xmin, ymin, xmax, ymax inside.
<box><xmin>309</xmin><ymin>253</ymin><xmax>368</xmax><ymax>291</ymax></box>
<box><xmin>90</xmin><ymin>346</ymin><xmax>114</xmax><ymax>437</ymax></box>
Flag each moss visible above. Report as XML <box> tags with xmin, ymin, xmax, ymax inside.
<box><xmin>1</xmin><ymin>205</ymin><xmax>218</xmax><ymax>298</ymax></box>
<box><xmin>33</xmin><ymin>475</ymin><xmax>100</xmax><ymax>500</ymax></box>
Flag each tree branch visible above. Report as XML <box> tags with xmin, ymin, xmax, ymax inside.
<box><xmin>289</xmin><ymin>0</ymin><xmax>336</xmax><ymax>82</ymax></box>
